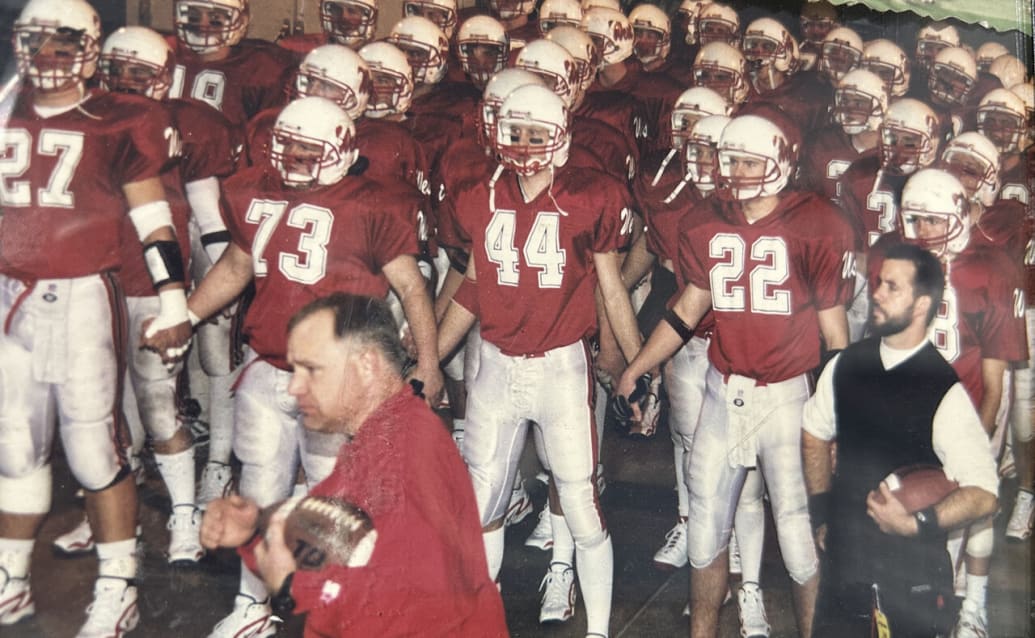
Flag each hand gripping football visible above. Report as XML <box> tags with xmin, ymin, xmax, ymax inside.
<box><xmin>878</xmin><ymin>464</ymin><xmax>959</xmax><ymax>513</ymax></box>
<box><xmin>263</xmin><ymin>496</ymin><xmax>378</xmax><ymax>571</ymax></box>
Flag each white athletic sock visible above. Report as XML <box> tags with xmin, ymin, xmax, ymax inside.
<box><xmin>576</xmin><ymin>533</ymin><xmax>614</xmax><ymax>638</ymax></box>
<box><xmin>965</xmin><ymin>574</ymin><xmax>988</xmax><ymax>609</ymax></box>
<box><xmin>550</xmin><ymin>512</ymin><xmax>575</xmax><ymax>566</ymax></box>
<box><xmin>735</xmin><ymin>471</ymin><xmax>765</xmax><ymax>583</ymax></box>
<box><xmin>483</xmin><ymin>527</ymin><xmax>505</xmax><ymax>580</ymax></box>
<box><xmin>207</xmin><ymin>372</ymin><xmax>236</xmax><ymax>465</ymax></box>
<box><xmin>0</xmin><ymin>538</ymin><xmax>34</xmax><ymax>578</ymax></box>
<box><xmin>96</xmin><ymin>539</ymin><xmax>138</xmax><ymax>579</ymax></box>
<box><xmin>240</xmin><ymin>563</ymin><xmax>269</xmax><ymax>601</ymax></box>
<box><xmin>154</xmin><ymin>447</ymin><xmax>196</xmax><ymax>508</ymax></box>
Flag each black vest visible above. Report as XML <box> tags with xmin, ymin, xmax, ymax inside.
<box><xmin>828</xmin><ymin>338</ymin><xmax>958</xmax><ymax>587</ymax></box>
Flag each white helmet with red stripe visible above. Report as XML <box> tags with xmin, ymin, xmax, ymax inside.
<box><xmin>939</xmin><ymin>132</ymin><xmax>1001</xmax><ymax>207</ymax></box>
<box><xmin>629</xmin><ymin>4</ymin><xmax>671</xmax><ymax>65</ymax></box>
<box><xmin>14</xmin><ymin>0</ymin><xmax>102</xmax><ymax>91</ymax></box>
<box><xmin>915</xmin><ymin>21</ymin><xmax>959</xmax><ymax>72</ymax></box>
<box><xmin>296</xmin><ymin>44</ymin><xmax>371</xmax><ymax>120</ymax></box>
<box><xmin>387</xmin><ymin>16</ymin><xmax>449</xmax><ymax>85</ymax></box>
<box><xmin>99</xmin><ymin>26</ymin><xmax>175</xmax><ymax>100</ymax></box>
<box><xmin>676</xmin><ymin>0</ymin><xmax>712</xmax><ymax>45</ymax></box>
<box><xmin>692</xmin><ymin>41</ymin><xmax>749</xmax><ymax>105</ymax></box>
<box><xmin>515</xmin><ymin>38</ymin><xmax>579</xmax><ymax>108</ymax></box>
<box><xmin>928</xmin><ymin>46</ymin><xmax>976</xmax><ymax>107</ymax></box>
<box><xmin>582</xmin><ymin>7</ymin><xmax>635</xmax><ymax>66</ymax></box>
<box><xmin>817</xmin><ymin>26</ymin><xmax>862</xmax><ymax>83</ymax></box>
<box><xmin>271</xmin><ymin>97</ymin><xmax>358</xmax><ymax>187</ymax></box>
<box><xmin>495</xmin><ymin>84</ymin><xmax>572</xmax><ymax>174</ymax></box>
<box><xmin>716</xmin><ymin>114</ymin><xmax>797</xmax><ymax>199</ymax></box>
<box><xmin>696</xmin><ymin>2</ymin><xmax>740</xmax><ymax>46</ymax></box>
<box><xmin>976</xmin><ymin>88</ymin><xmax>1028</xmax><ymax>153</ymax></box>
<box><xmin>358</xmin><ymin>41</ymin><xmax>414</xmax><ymax>117</ymax></box>
<box><xmin>403</xmin><ymin>0</ymin><xmax>458</xmax><ymax>39</ymax></box>
<box><xmin>742</xmin><ymin>17</ymin><xmax>799</xmax><ymax>74</ymax></box>
<box><xmin>833</xmin><ymin>69</ymin><xmax>888</xmax><ymax>136</ymax></box>
<box><xmin>860</xmin><ymin>38</ymin><xmax>910</xmax><ymax>97</ymax></box>
<box><xmin>320</xmin><ymin>0</ymin><xmax>379</xmax><ymax>48</ymax></box>
<box><xmin>457</xmin><ymin>16</ymin><xmax>509</xmax><ymax>87</ymax></box>
<box><xmin>670</xmin><ymin>86</ymin><xmax>731</xmax><ymax>149</ymax></box>
<box><xmin>900</xmin><ymin>168</ymin><xmax>971</xmax><ymax>259</ymax></box>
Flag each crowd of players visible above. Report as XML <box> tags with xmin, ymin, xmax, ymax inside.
<box><xmin>0</xmin><ymin>0</ymin><xmax>1031</xmax><ymax>636</ymax></box>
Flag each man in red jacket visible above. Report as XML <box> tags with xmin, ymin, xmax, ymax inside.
<box><xmin>201</xmin><ymin>293</ymin><xmax>508</xmax><ymax>637</ymax></box>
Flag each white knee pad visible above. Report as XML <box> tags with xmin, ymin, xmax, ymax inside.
<box><xmin>0</xmin><ymin>422</ymin><xmax>42</xmax><ymax>480</ymax></box>
<box><xmin>62</xmin><ymin>417</ymin><xmax>125</xmax><ymax>491</ymax></box>
<box><xmin>964</xmin><ymin>519</ymin><xmax>994</xmax><ymax>559</ymax></box>
<box><xmin>0</xmin><ymin>463</ymin><xmax>52</xmax><ymax>514</ymax></box>
<box><xmin>196</xmin><ymin>317</ymin><xmax>235</xmax><ymax>376</ymax></box>
<box><xmin>130</xmin><ymin>372</ymin><xmax>181</xmax><ymax>443</ymax></box>
<box><xmin>555</xmin><ymin>476</ymin><xmax>607</xmax><ymax>548</ymax></box>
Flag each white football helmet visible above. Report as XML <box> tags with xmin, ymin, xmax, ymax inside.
<box><xmin>320</xmin><ymin>0</ymin><xmax>379</xmax><ymax>48</ymax></box>
<box><xmin>14</xmin><ymin>0</ymin><xmax>102</xmax><ymax>91</ymax></box>
<box><xmin>270</xmin><ymin>97</ymin><xmax>358</xmax><ymax>187</ymax></box>
<box><xmin>742</xmin><ymin>17</ymin><xmax>799</xmax><ymax>74</ymax></box>
<box><xmin>716</xmin><ymin>114</ymin><xmax>797</xmax><ymax>199</ymax></box>
<box><xmin>495</xmin><ymin>84</ymin><xmax>571</xmax><ymax>174</ymax></box>
<box><xmin>976</xmin><ymin>88</ymin><xmax>1028</xmax><ymax>153</ymax></box>
<box><xmin>547</xmin><ymin>26</ymin><xmax>600</xmax><ymax>96</ymax></box>
<box><xmin>975</xmin><ymin>42</ymin><xmax>1010</xmax><ymax>74</ymax></box>
<box><xmin>696</xmin><ymin>3</ymin><xmax>740</xmax><ymax>46</ymax></box>
<box><xmin>879</xmin><ymin>98</ymin><xmax>939</xmax><ymax>175</ymax></box>
<box><xmin>832</xmin><ymin>68</ymin><xmax>888</xmax><ymax>136</ymax></box>
<box><xmin>456</xmin><ymin>16</ymin><xmax>509</xmax><ymax>87</ymax></box>
<box><xmin>479</xmin><ymin>68</ymin><xmax>547</xmax><ymax>147</ymax></box>
<box><xmin>490</xmin><ymin>0</ymin><xmax>536</xmax><ymax>20</ymax></box>
<box><xmin>988</xmin><ymin>54</ymin><xmax>1028</xmax><ymax>90</ymax></box>
<box><xmin>582</xmin><ymin>7</ymin><xmax>635</xmax><ymax>66</ymax></box>
<box><xmin>403</xmin><ymin>0</ymin><xmax>458</xmax><ymax>40</ymax></box>
<box><xmin>860</xmin><ymin>39</ymin><xmax>910</xmax><ymax>98</ymax></box>
<box><xmin>515</xmin><ymin>39</ymin><xmax>579</xmax><ymax>108</ymax></box>
<box><xmin>900</xmin><ymin>168</ymin><xmax>971</xmax><ymax>258</ymax></box>
<box><xmin>629</xmin><ymin>4</ymin><xmax>671</xmax><ymax>65</ymax></box>
<box><xmin>684</xmin><ymin>114</ymin><xmax>731</xmax><ymax>192</ymax></box>
<box><xmin>100</xmin><ymin>27</ymin><xmax>175</xmax><ymax>100</ymax></box>
<box><xmin>387</xmin><ymin>16</ymin><xmax>449</xmax><ymax>85</ymax></box>
<box><xmin>581</xmin><ymin>0</ymin><xmax>621</xmax><ymax>11</ymax></box>
<box><xmin>296</xmin><ymin>45</ymin><xmax>371</xmax><ymax>120</ymax></box>
<box><xmin>939</xmin><ymin>132</ymin><xmax>1001</xmax><ymax>207</ymax></box>
<box><xmin>799</xmin><ymin>0</ymin><xmax>838</xmax><ymax>45</ymax></box>
<box><xmin>817</xmin><ymin>26</ymin><xmax>862</xmax><ymax>83</ymax></box>
<box><xmin>692</xmin><ymin>42</ymin><xmax>749</xmax><ymax>105</ymax></box>
<box><xmin>1010</xmin><ymin>82</ymin><xmax>1035</xmax><ymax>146</ymax></box>
<box><xmin>358</xmin><ymin>41</ymin><xmax>414</xmax><ymax>118</ymax></box>
<box><xmin>927</xmin><ymin>46</ymin><xmax>976</xmax><ymax>107</ymax></box>
<box><xmin>539</xmin><ymin>0</ymin><xmax>583</xmax><ymax>36</ymax></box>
<box><xmin>915</xmin><ymin>22</ymin><xmax>960</xmax><ymax>72</ymax></box>
<box><xmin>174</xmin><ymin>0</ymin><xmax>250</xmax><ymax>55</ymax></box>
<box><xmin>670</xmin><ymin>86</ymin><xmax>731</xmax><ymax>149</ymax></box>
<box><xmin>676</xmin><ymin>0</ymin><xmax>711</xmax><ymax>45</ymax></box>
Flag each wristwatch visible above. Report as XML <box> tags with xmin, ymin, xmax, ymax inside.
<box><xmin>271</xmin><ymin>572</ymin><xmax>296</xmax><ymax>618</ymax></box>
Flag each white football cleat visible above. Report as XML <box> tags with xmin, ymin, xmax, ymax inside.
<box><xmin>504</xmin><ymin>485</ymin><xmax>533</xmax><ymax>527</ymax></box>
<box><xmin>198</xmin><ymin>463</ymin><xmax>233</xmax><ymax>509</ymax></box>
<box><xmin>538</xmin><ymin>562</ymin><xmax>576</xmax><ymax>624</ymax></box>
<box><xmin>75</xmin><ymin>577</ymin><xmax>139</xmax><ymax>638</ymax></box>
<box><xmin>167</xmin><ymin>506</ymin><xmax>205</xmax><ymax>565</ymax></box>
<box><xmin>952</xmin><ymin>599</ymin><xmax>989</xmax><ymax>638</ymax></box>
<box><xmin>525</xmin><ymin>509</ymin><xmax>554</xmax><ymax>550</ymax></box>
<box><xmin>0</xmin><ymin>568</ymin><xmax>34</xmax><ymax>625</ymax></box>
<box><xmin>53</xmin><ymin>516</ymin><xmax>96</xmax><ymax>557</ymax></box>
<box><xmin>653</xmin><ymin>520</ymin><xmax>689</xmax><ymax>570</ymax></box>
<box><xmin>737</xmin><ymin>582</ymin><xmax>770</xmax><ymax>638</ymax></box>
<box><xmin>1006</xmin><ymin>489</ymin><xmax>1034</xmax><ymax>541</ymax></box>
<box><xmin>207</xmin><ymin>595</ymin><xmax>278</xmax><ymax>638</ymax></box>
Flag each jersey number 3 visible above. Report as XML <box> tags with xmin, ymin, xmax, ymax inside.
<box><xmin>485</xmin><ymin>209</ymin><xmax>567</xmax><ymax>288</ymax></box>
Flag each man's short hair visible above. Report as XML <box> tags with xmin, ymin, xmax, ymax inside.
<box><xmin>288</xmin><ymin>293</ymin><xmax>408</xmax><ymax>372</ymax></box>
<box><xmin>885</xmin><ymin>243</ymin><xmax>945</xmax><ymax>324</ymax></box>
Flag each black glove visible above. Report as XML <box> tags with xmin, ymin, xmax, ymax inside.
<box><xmin>611</xmin><ymin>373</ymin><xmax>652</xmax><ymax>429</ymax></box>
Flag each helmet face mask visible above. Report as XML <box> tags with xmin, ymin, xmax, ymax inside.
<box><xmin>669</xmin><ymin>87</ymin><xmax>730</xmax><ymax>149</ymax></box>
<box><xmin>295</xmin><ymin>45</ymin><xmax>371</xmax><ymax>119</ymax></box>
<box><xmin>629</xmin><ymin>5</ymin><xmax>670</xmax><ymax>65</ymax></box>
<box><xmin>693</xmin><ymin>43</ymin><xmax>748</xmax><ymax>105</ymax></box>
<box><xmin>861</xmin><ymin>40</ymin><xmax>910</xmax><ymax>97</ymax></box>
<box><xmin>696</xmin><ymin>4</ymin><xmax>740</xmax><ymax>47</ymax></box>
<box><xmin>716</xmin><ymin>115</ymin><xmax>795</xmax><ymax>200</ymax></box>
<box><xmin>358</xmin><ymin>42</ymin><xmax>414</xmax><ymax>117</ymax></box>
<box><xmin>403</xmin><ymin>0</ymin><xmax>457</xmax><ymax>39</ymax></box>
<box><xmin>817</xmin><ymin>29</ymin><xmax>862</xmax><ymax>83</ymax></box>
<box><xmin>100</xmin><ymin>57</ymin><xmax>170</xmax><ymax>99</ymax></box>
<box><xmin>14</xmin><ymin>0</ymin><xmax>102</xmax><ymax>92</ymax></box>
<box><xmin>683</xmin><ymin>115</ymin><xmax>730</xmax><ymax>192</ymax></box>
<box><xmin>976</xmin><ymin>90</ymin><xmax>1026</xmax><ymax>153</ymax></box>
<box><xmin>175</xmin><ymin>0</ymin><xmax>249</xmax><ymax>55</ymax></box>
<box><xmin>834</xmin><ymin>91</ymin><xmax>881</xmax><ymax>135</ymax></box>
<box><xmin>928</xmin><ymin>62</ymin><xmax>974</xmax><ymax>106</ymax></box>
<box><xmin>742</xmin><ymin>18</ymin><xmax>797</xmax><ymax>80</ymax></box>
<box><xmin>490</xmin><ymin>0</ymin><xmax>536</xmax><ymax>20</ymax></box>
<box><xmin>388</xmin><ymin>17</ymin><xmax>448</xmax><ymax>85</ymax></box>
<box><xmin>900</xmin><ymin>169</ymin><xmax>971</xmax><ymax>259</ymax></box>
<box><xmin>320</xmin><ymin>0</ymin><xmax>378</xmax><ymax>48</ymax></box>
<box><xmin>938</xmin><ymin>132</ymin><xmax>1001</xmax><ymax>207</ymax></box>
<box><xmin>494</xmin><ymin>85</ymin><xmax>570</xmax><ymax>176</ymax></box>
<box><xmin>880</xmin><ymin>127</ymin><xmax>932</xmax><ymax>175</ymax></box>
<box><xmin>457</xmin><ymin>17</ymin><xmax>508</xmax><ymax>88</ymax></box>
<box><xmin>477</xmin><ymin>69</ymin><xmax>545</xmax><ymax>149</ymax></box>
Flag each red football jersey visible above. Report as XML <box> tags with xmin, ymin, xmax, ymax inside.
<box><xmin>432</xmin><ymin>136</ymin><xmax>492</xmax><ymax>254</ymax></box>
<box><xmin>120</xmin><ymin>98</ymin><xmax>235</xmax><ymax>296</ymax></box>
<box><xmin>0</xmin><ymin>90</ymin><xmax>176</xmax><ymax>280</ymax></box>
<box><xmin>223</xmin><ymin>166</ymin><xmax>421</xmax><ymax>369</ymax></box>
<box><xmin>800</xmin><ymin>124</ymin><xmax>877</xmax><ymax>205</ymax></box>
<box><xmin>356</xmin><ymin>118</ymin><xmax>431</xmax><ymax>198</ymax></box>
<box><xmin>743</xmin><ymin>71</ymin><xmax>833</xmax><ymax>139</ymax></box>
<box><xmin>167</xmin><ymin>38</ymin><xmax>295</xmax><ymax>129</ymax></box>
<box><xmin>624</xmin><ymin>67</ymin><xmax>683</xmax><ymax>155</ymax></box>
<box><xmin>678</xmin><ymin>191</ymin><xmax>856</xmax><ymax>382</ymax></box>
<box><xmin>972</xmin><ymin>198</ymin><xmax>1035</xmax><ymax>306</ymax></box>
<box><xmin>839</xmin><ymin>154</ymin><xmax>909</xmax><ymax>249</ymax></box>
<box><xmin>571</xmin><ymin>115</ymin><xmax>637</xmax><ymax>182</ymax></box>
<box><xmin>633</xmin><ymin>149</ymin><xmax>700</xmax><ymax>266</ymax></box>
<box><xmin>409</xmin><ymin>81</ymin><xmax>481</xmax><ymax>127</ymax></box>
<box><xmin>575</xmin><ymin>91</ymin><xmax>646</xmax><ymax>169</ymax></box>
<box><xmin>403</xmin><ymin>111</ymin><xmax>464</xmax><ymax>176</ymax></box>
<box><xmin>868</xmin><ymin>235</ymin><xmax>1028</xmax><ymax>405</ymax></box>
<box><xmin>453</xmin><ymin>164</ymin><xmax>634</xmax><ymax>355</ymax></box>
<box><xmin>999</xmin><ymin>152</ymin><xmax>1033</xmax><ymax>205</ymax></box>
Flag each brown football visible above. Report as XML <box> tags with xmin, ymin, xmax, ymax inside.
<box><xmin>878</xmin><ymin>464</ymin><xmax>959</xmax><ymax>513</ymax></box>
<box><xmin>262</xmin><ymin>496</ymin><xmax>377</xmax><ymax>571</ymax></box>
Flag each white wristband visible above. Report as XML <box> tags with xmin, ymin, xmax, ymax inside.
<box><xmin>129</xmin><ymin>200</ymin><xmax>174</xmax><ymax>241</ymax></box>
<box><xmin>187</xmin><ymin>308</ymin><xmax>201</xmax><ymax>327</ymax></box>
<box><xmin>157</xmin><ymin>288</ymin><xmax>189</xmax><ymax>324</ymax></box>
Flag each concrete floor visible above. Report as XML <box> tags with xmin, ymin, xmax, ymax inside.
<box><xmin>5</xmin><ymin>412</ymin><xmax>1033</xmax><ymax>638</ymax></box>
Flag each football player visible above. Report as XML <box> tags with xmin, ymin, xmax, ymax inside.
<box><xmin>617</xmin><ymin>114</ymin><xmax>855</xmax><ymax>638</ymax></box>
<box><xmin>978</xmin><ymin>87</ymin><xmax>1032</xmax><ymax>204</ymax></box>
<box><xmin>0</xmin><ymin>1</ymin><xmax>191</xmax><ymax>634</ymax></box>
<box><xmin>926</xmin><ymin>46</ymin><xmax>979</xmax><ymax>136</ymax></box>
<box><xmin>148</xmin><ymin>97</ymin><xmax>440</xmax><ymax>637</ymax></box>
<box><xmin>815</xmin><ymin>26</ymin><xmax>863</xmax><ymax>86</ymax></box>
<box><xmin>625</xmin><ymin>5</ymin><xmax>686</xmax><ymax>155</ymax></box>
<box><xmin>456</xmin><ymin>15</ymin><xmax>510</xmax><ymax>90</ymax></box>
<box><xmin>797</xmin><ymin>0</ymin><xmax>839</xmax><ymax>71</ymax></box>
<box><xmin>912</xmin><ymin>21</ymin><xmax>960</xmax><ymax>94</ymax></box>
<box><xmin>692</xmin><ymin>41</ymin><xmax>751</xmax><ymax>108</ymax></box>
<box><xmin>696</xmin><ymin>2</ymin><xmax>741</xmax><ymax>47</ymax></box>
<box><xmin>51</xmin><ymin>25</ymin><xmax>239</xmax><ymax>566</ymax></box>
<box><xmin>538</xmin><ymin>0</ymin><xmax>583</xmax><ymax>36</ymax></box>
<box><xmin>488</xmin><ymin>0</ymin><xmax>542</xmax><ymax>46</ymax></box>
<box><xmin>276</xmin><ymin>0</ymin><xmax>380</xmax><ymax>58</ymax></box>
<box><xmin>437</xmin><ymin>84</ymin><xmax>641</xmax><ymax>638</ymax></box>
<box><xmin>872</xmin><ymin>164</ymin><xmax>1027</xmax><ymax>638</ymax></box>
<box><xmin>670</xmin><ymin>0</ymin><xmax>711</xmax><ymax>70</ymax></box>
<box><xmin>859</xmin><ymin>38</ymin><xmax>911</xmax><ymax>99</ymax></box>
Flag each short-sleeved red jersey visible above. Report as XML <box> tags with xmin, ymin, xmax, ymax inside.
<box><xmin>633</xmin><ymin>149</ymin><xmax>699</xmax><ymax>266</ymax></box>
<box><xmin>744</xmin><ymin>71</ymin><xmax>833</xmax><ymax>138</ymax></box>
<box><xmin>974</xmin><ymin>197</ymin><xmax>1035</xmax><ymax>302</ymax></box>
<box><xmin>223</xmin><ymin>166</ymin><xmax>420</xmax><ymax>369</ymax></box>
<box><xmin>999</xmin><ymin>152</ymin><xmax>1033</xmax><ymax>205</ymax></box>
<box><xmin>167</xmin><ymin>38</ymin><xmax>295</xmax><ymax>129</ymax></box>
<box><xmin>678</xmin><ymin>191</ymin><xmax>856</xmax><ymax>382</ymax></box>
<box><xmin>1</xmin><ymin>90</ymin><xmax>175</xmax><ymax>281</ymax></box>
<box><xmin>838</xmin><ymin>154</ymin><xmax>909</xmax><ymax>249</ymax></box>
<box><xmin>800</xmin><ymin>124</ymin><xmax>876</xmax><ymax>205</ymax></box>
<box><xmin>575</xmin><ymin>91</ymin><xmax>647</xmax><ymax>168</ymax></box>
<box><xmin>453</xmin><ymin>164</ymin><xmax>634</xmax><ymax>355</ymax></box>
<box><xmin>571</xmin><ymin>115</ymin><xmax>637</xmax><ymax>182</ymax></box>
